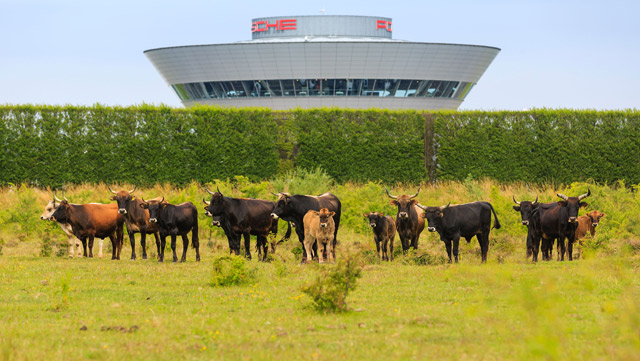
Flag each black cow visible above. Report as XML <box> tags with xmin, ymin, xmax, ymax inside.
<box><xmin>512</xmin><ymin>195</ymin><xmax>541</xmax><ymax>260</ymax></box>
<box><xmin>140</xmin><ymin>197</ymin><xmax>200</xmax><ymax>263</ymax></box>
<box><xmin>363</xmin><ymin>212</ymin><xmax>396</xmax><ymax>261</ymax></box>
<box><xmin>385</xmin><ymin>187</ymin><xmax>424</xmax><ymax>254</ymax></box>
<box><xmin>536</xmin><ymin>188</ymin><xmax>590</xmax><ymax>261</ymax></box>
<box><xmin>50</xmin><ymin>200</ymin><xmax>125</xmax><ymax>260</ymax></box>
<box><xmin>204</xmin><ymin>188</ymin><xmax>282</xmax><ymax>261</ymax></box>
<box><xmin>417</xmin><ymin>201</ymin><xmax>501</xmax><ymax>263</ymax></box>
<box><xmin>108</xmin><ymin>186</ymin><xmax>161</xmax><ymax>260</ymax></box>
<box><xmin>270</xmin><ymin>192</ymin><xmax>341</xmax><ymax>262</ymax></box>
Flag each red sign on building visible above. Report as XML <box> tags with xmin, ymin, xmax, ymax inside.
<box><xmin>376</xmin><ymin>20</ymin><xmax>392</xmax><ymax>32</ymax></box>
<box><xmin>252</xmin><ymin>19</ymin><xmax>297</xmax><ymax>33</ymax></box>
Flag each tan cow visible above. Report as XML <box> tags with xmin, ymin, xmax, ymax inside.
<box><xmin>303</xmin><ymin>208</ymin><xmax>336</xmax><ymax>263</ymax></box>
<box><xmin>574</xmin><ymin>210</ymin><xmax>605</xmax><ymax>259</ymax></box>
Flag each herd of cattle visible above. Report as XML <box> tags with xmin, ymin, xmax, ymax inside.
<box><xmin>39</xmin><ymin>186</ymin><xmax>604</xmax><ymax>264</ymax></box>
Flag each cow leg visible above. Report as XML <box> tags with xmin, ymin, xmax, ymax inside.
<box><xmin>153</xmin><ymin>232</ymin><xmax>161</xmax><ymax>260</ymax></box>
<box><xmin>128</xmin><ymin>232</ymin><xmax>136</xmax><ymax>260</ymax></box>
<box><xmin>303</xmin><ymin>234</ymin><xmax>314</xmax><ymax>264</ymax></box>
<box><xmin>318</xmin><ymin>241</ymin><xmax>325</xmax><ymax>264</ymax></box>
<box><xmin>67</xmin><ymin>235</ymin><xmax>75</xmax><ymax>258</ymax></box>
<box><xmin>180</xmin><ymin>234</ymin><xmax>189</xmax><ymax>262</ymax></box>
<box><xmin>443</xmin><ymin>239</ymin><xmax>453</xmax><ymax>263</ymax></box>
<box><xmin>257</xmin><ymin>235</ymin><xmax>267</xmax><ymax>262</ymax></box>
<box><xmin>374</xmin><ymin>237</ymin><xmax>381</xmax><ymax>261</ymax></box>
<box><xmin>532</xmin><ymin>235</ymin><xmax>540</xmax><ymax>263</ymax></box>
<box><xmin>328</xmin><ymin>240</ymin><xmax>335</xmax><ymax>263</ymax></box>
<box><xmin>159</xmin><ymin>235</ymin><xmax>166</xmax><ymax>262</ymax></box>
<box><xmin>140</xmin><ymin>232</ymin><xmax>148</xmax><ymax>260</ymax></box>
<box><xmin>452</xmin><ymin>235</ymin><xmax>460</xmax><ymax>263</ymax></box>
<box><xmin>389</xmin><ymin>235</ymin><xmax>395</xmax><ymax>261</ymax></box>
<box><xmin>80</xmin><ymin>236</ymin><xmax>88</xmax><ymax>257</ymax></box>
<box><xmin>567</xmin><ymin>238</ymin><xmax>574</xmax><ymax>261</ymax></box>
<box><xmin>98</xmin><ymin>238</ymin><xmax>104</xmax><ymax>259</ymax></box>
<box><xmin>192</xmin><ymin>228</ymin><xmax>200</xmax><ymax>262</ymax></box>
<box><xmin>558</xmin><ymin>237</ymin><xmax>566</xmax><ymax>261</ymax></box>
<box><xmin>170</xmin><ymin>234</ymin><xmax>178</xmax><ymax>263</ymax></box>
<box><xmin>86</xmin><ymin>236</ymin><xmax>95</xmax><ymax>258</ymax></box>
<box><xmin>411</xmin><ymin>234</ymin><xmax>419</xmax><ymax>250</ymax></box>
<box><xmin>243</xmin><ymin>232</ymin><xmax>252</xmax><ymax>260</ymax></box>
<box><xmin>479</xmin><ymin>233</ymin><xmax>489</xmax><ymax>263</ymax></box>
<box><xmin>380</xmin><ymin>237</ymin><xmax>387</xmax><ymax>262</ymax></box>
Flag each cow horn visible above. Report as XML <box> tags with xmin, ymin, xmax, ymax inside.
<box><xmin>160</xmin><ymin>196</ymin><xmax>165</xmax><ymax>203</ymax></box>
<box><xmin>556</xmin><ymin>192</ymin><xmax>568</xmax><ymax>201</ymax></box>
<box><xmin>129</xmin><ymin>185</ymin><xmax>136</xmax><ymax>194</ymax></box>
<box><xmin>439</xmin><ymin>202</ymin><xmax>450</xmax><ymax>211</ymax></box>
<box><xmin>578</xmin><ymin>187</ymin><xmax>591</xmax><ymax>200</ymax></box>
<box><xmin>62</xmin><ymin>191</ymin><xmax>68</xmax><ymax>201</ymax></box>
<box><xmin>416</xmin><ymin>203</ymin><xmax>427</xmax><ymax>210</ymax></box>
<box><xmin>409</xmin><ymin>187</ymin><xmax>421</xmax><ymax>199</ymax></box>
<box><xmin>271</xmin><ymin>191</ymin><xmax>281</xmax><ymax>197</ymax></box>
<box><xmin>108</xmin><ymin>186</ymin><xmax>118</xmax><ymax>194</ymax></box>
<box><xmin>533</xmin><ymin>195</ymin><xmax>539</xmax><ymax>205</ymax></box>
<box><xmin>53</xmin><ymin>192</ymin><xmax>62</xmax><ymax>202</ymax></box>
<box><xmin>202</xmin><ymin>198</ymin><xmax>210</xmax><ymax>205</ymax></box>
<box><xmin>205</xmin><ymin>186</ymin><xmax>215</xmax><ymax>195</ymax></box>
<box><xmin>512</xmin><ymin>195</ymin><xmax>520</xmax><ymax>205</ymax></box>
<box><xmin>384</xmin><ymin>187</ymin><xmax>398</xmax><ymax>199</ymax></box>
<box><xmin>216</xmin><ymin>186</ymin><xmax>220</xmax><ymax>193</ymax></box>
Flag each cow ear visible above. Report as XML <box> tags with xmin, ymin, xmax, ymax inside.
<box><xmin>513</xmin><ymin>206</ymin><xmax>521</xmax><ymax>211</ymax></box>
<box><xmin>204</xmin><ymin>206</ymin><xmax>209</xmax><ymax>211</ymax></box>
<box><xmin>139</xmin><ymin>203</ymin><xmax>147</xmax><ymax>209</ymax></box>
<box><xmin>110</xmin><ymin>195</ymin><xmax>116</xmax><ymax>201</ymax></box>
<box><xmin>390</xmin><ymin>200</ymin><xmax>397</xmax><ymax>206</ymax></box>
<box><xmin>557</xmin><ymin>201</ymin><xmax>567</xmax><ymax>207</ymax></box>
<box><xmin>329</xmin><ymin>211</ymin><xmax>335</xmax><ymax>217</ymax></box>
<box><xmin>580</xmin><ymin>202</ymin><xmax>588</xmax><ymax>208</ymax></box>
<box><xmin>410</xmin><ymin>199</ymin><xmax>416</xmax><ymax>204</ymax></box>
<box><xmin>363</xmin><ymin>212</ymin><xmax>369</xmax><ymax>218</ymax></box>
<box><xmin>601</xmin><ymin>213</ymin><xmax>606</xmax><ymax>217</ymax></box>
<box><xmin>379</xmin><ymin>213</ymin><xmax>384</xmax><ymax>217</ymax></box>
<box><xmin>439</xmin><ymin>212</ymin><xmax>444</xmax><ymax>218</ymax></box>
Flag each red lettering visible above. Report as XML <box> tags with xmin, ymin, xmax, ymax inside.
<box><xmin>279</xmin><ymin>19</ymin><xmax>297</xmax><ymax>30</ymax></box>
<box><xmin>376</xmin><ymin>20</ymin><xmax>392</xmax><ymax>32</ymax></box>
<box><xmin>252</xmin><ymin>19</ymin><xmax>297</xmax><ymax>32</ymax></box>
<box><xmin>266</xmin><ymin>21</ymin><xmax>279</xmax><ymax>30</ymax></box>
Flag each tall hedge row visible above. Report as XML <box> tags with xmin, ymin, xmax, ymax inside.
<box><xmin>1</xmin><ymin>105</ymin><xmax>638</xmax><ymax>186</ymax></box>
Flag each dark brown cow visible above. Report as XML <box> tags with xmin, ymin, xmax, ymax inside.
<box><xmin>574</xmin><ymin>210</ymin><xmax>605</xmax><ymax>259</ymax></box>
<box><xmin>50</xmin><ymin>200</ymin><xmax>125</xmax><ymax>259</ymax></box>
<box><xmin>363</xmin><ymin>212</ymin><xmax>396</xmax><ymax>261</ymax></box>
<box><xmin>385</xmin><ymin>187</ymin><xmax>424</xmax><ymax>255</ymax></box>
<box><xmin>109</xmin><ymin>186</ymin><xmax>161</xmax><ymax>260</ymax></box>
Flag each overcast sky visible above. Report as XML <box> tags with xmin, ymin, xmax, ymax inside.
<box><xmin>1</xmin><ymin>0</ymin><xmax>638</xmax><ymax>110</ymax></box>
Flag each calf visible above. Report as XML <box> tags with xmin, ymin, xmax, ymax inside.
<box><xmin>418</xmin><ymin>201</ymin><xmax>501</xmax><ymax>263</ymax></box>
<box><xmin>50</xmin><ymin>200</ymin><xmax>124</xmax><ymax>259</ymax></box>
<box><xmin>303</xmin><ymin>208</ymin><xmax>336</xmax><ymax>263</ymax></box>
<box><xmin>141</xmin><ymin>197</ymin><xmax>200</xmax><ymax>263</ymax></box>
<box><xmin>574</xmin><ymin>210</ymin><xmax>605</xmax><ymax>259</ymax></box>
<box><xmin>363</xmin><ymin>212</ymin><xmax>396</xmax><ymax>261</ymax></box>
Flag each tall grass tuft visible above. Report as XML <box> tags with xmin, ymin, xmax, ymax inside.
<box><xmin>210</xmin><ymin>255</ymin><xmax>256</xmax><ymax>287</ymax></box>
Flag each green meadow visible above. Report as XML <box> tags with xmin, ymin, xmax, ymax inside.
<box><xmin>1</xmin><ymin>175</ymin><xmax>640</xmax><ymax>360</ymax></box>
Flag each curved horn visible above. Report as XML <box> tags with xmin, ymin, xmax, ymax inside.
<box><xmin>141</xmin><ymin>197</ymin><xmax>146</xmax><ymax>203</ymax></box>
<box><xmin>578</xmin><ymin>187</ymin><xmax>591</xmax><ymax>200</ymax></box>
<box><xmin>512</xmin><ymin>195</ymin><xmax>520</xmax><ymax>205</ymax></box>
<box><xmin>202</xmin><ymin>198</ymin><xmax>210</xmax><ymax>205</ymax></box>
<box><xmin>53</xmin><ymin>192</ymin><xmax>62</xmax><ymax>202</ymax></box>
<box><xmin>108</xmin><ymin>186</ymin><xmax>117</xmax><ymax>194</ymax></box>
<box><xmin>416</xmin><ymin>203</ymin><xmax>427</xmax><ymax>210</ymax></box>
<box><xmin>129</xmin><ymin>185</ymin><xmax>136</xmax><ymax>194</ymax></box>
<box><xmin>384</xmin><ymin>187</ymin><xmax>398</xmax><ymax>199</ymax></box>
<box><xmin>439</xmin><ymin>202</ymin><xmax>450</xmax><ymax>211</ymax></box>
<box><xmin>408</xmin><ymin>187</ymin><xmax>421</xmax><ymax>200</ymax></box>
<box><xmin>533</xmin><ymin>195</ymin><xmax>539</xmax><ymax>205</ymax></box>
<box><xmin>271</xmin><ymin>191</ymin><xmax>281</xmax><ymax>197</ymax></box>
<box><xmin>160</xmin><ymin>196</ymin><xmax>165</xmax><ymax>203</ymax></box>
<box><xmin>205</xmin><ymin>186</ymin><xmax>215</xmax><ymax>195</ymax></box>
<box><xmin>556</xmin><ymin>192</ymin><xmax>568</xmax><ymax>201</ymax></box>
<box><xmin>216</xmin><ymin>186</ymin><xmax>220</xmax><ymax>193</ymax></box>
<box><xmin>62</xmin><ymin>191</ymin><xmax>68</xmax><ymax>201</ymax></box>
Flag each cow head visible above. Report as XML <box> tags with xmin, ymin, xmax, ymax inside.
<box><xmin>41</xmin><ymin>192</ymin><xmax>64</xmax><ymax>220</ymax></box>
<box><xmin>270</xmin><ymin>192</ymin><xmax>292</xmax><ymax>220</ymax></box>
<box><xmin>139</xmin><ymin>197</ymin><xmax>167</xmax><ymax>223</ymax></box>
<box><xmin>204</xmin><ymin>186</ymin><xmax>225</xmax><ymax>217</ymax></box>
<box><xmin>202</xmin><ymin>198</ymin><xmax>212</xmax><ymax>217</ymax></box>
<box><xmin>416</xmin><ymin>203</ymin><xmax>449</xmax><ymax>232</ymax></box>
<box><xmin>556</xmin><ymin>188</ymin><xmax>590</xmax><ymax>223</ymax></box>
<box><xmin>385</xmin><ymin>187</ymin><xmax>420</xmax><ymax>219</ymax></box>
<box><xmin>318</xmin><ymin>208</ymin><xmax>335</xmax><ymax>228</ymax></box>
<box><xmin>512</xmin><ymin>195</ymin><xmax>539</xmax><ymax>226</ymax></box>
<box><xmin>363</xmin><ymin>212</ymin><xmax>384</xmax><ymax>228</ymax></box>
<box><xmin>586</xmin><ymin>210</ymin><xmax>605</xmax><ymax>228</ymax></box>
<box><xmin>50</xmin><ymin>199</ymin><xmax>72</xmax><ymax>223</ymax></box>
<box><xmin>108</xmin><ymin>185</ymin><xmax>137</xmax><ymax>214</ymax></box>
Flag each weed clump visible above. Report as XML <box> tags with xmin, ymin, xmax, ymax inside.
<box><xmin>210</xmin><ymin>255</ymin><xmax>256</xmax><ymax>287</ymax></box>
<box><xmin>301</xmin><ymin>253</ymin><xmax>363</xmax><ymax>313</ymax></box>
<box><xmin>39</xmin><ymin>232</ymin><xmax>53</xmax><ymax>257</ymax></box>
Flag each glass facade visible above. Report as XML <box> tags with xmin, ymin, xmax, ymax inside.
<box><xmin>172</xmin><ymin>79</ymin><xmax>474</xmax><ymax>101</ymax></box>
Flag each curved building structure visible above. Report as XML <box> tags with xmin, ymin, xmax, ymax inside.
<box><xmin>144</xmin><ymin>15</ymin><xmax>500</xmax><ymax>110</ymax></box>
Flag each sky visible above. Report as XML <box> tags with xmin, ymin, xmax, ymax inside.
<box><xmin>1</xmin><ymin>0</ymin><xmax>638</xmax><ymax>110</ymax></box>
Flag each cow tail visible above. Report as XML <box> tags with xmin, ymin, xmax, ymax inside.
<box><xmin>278</xmin><ymin>221</ymin><xmax>292</xmax><ymax>244</ymax></box>
<box><xmin>489</xmin><ymin>203</ymin><xmax>501</xmax><ymax>229</ymax></box>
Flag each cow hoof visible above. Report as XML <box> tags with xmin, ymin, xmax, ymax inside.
<box><xmin>142</xmin><ymin>256</ymin><xmax>147</xmax><ymax>260</ymax></box>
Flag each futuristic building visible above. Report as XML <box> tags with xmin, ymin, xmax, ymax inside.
<box><xmin>144</xmin><ymin>15</ymin><xmax>500</xmax><ymax>110</ymax></box>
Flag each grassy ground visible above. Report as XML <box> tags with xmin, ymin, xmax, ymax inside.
<box><xmin>1</xmin><ymin>239</ymin><xmax>640</xmax><ymax>361</ymax></box>
<box><xmin>1</xmin><ymin>178</ymin><xmax>640</xmax><ymax>360</ymax></box>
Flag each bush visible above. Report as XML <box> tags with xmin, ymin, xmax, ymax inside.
<box><xmin>301</xmin><ymin>253</ymin><xmax>363</xmax><ymax>313</ymax></box>
<box><xmin>40</xmin><ymin>233</ymin><xmax>53</xmax><ymax>257</ymax></box>
<box><xmin>210</xmin><ymin>255</ymin><xmax>256</xmax><ymax>287</ymax></box>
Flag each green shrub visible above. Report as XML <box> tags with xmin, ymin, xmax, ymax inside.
<box><xmin>210</xmin><ymin>255</ymin><xmax>256</xmax><ymax>287</ymax></box>
<box><xmin>301</xmin><ymin>253</ymin><xmax>363</xmax><ymax>313</ymax></box>
<box><xmin>39</xmin><ymin>233</ymin><xmax>53</xmax><ymax>257</ymax></box>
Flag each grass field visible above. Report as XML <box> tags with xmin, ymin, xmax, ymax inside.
<box><xmin>1</xmin><ymin>176</ymin><xmax>640</xmax><ymax>360</ymax></box>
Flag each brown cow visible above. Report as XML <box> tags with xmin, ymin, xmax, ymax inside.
<box><xmin>303</xmin><ymin>208</ymin><xmax>336</xmax><ymax>263</ymax></box>
<box><xmin>385</xmin><ymin>187</ymin><xmax>424</xmax><ymax>254</ymax></box>
<box><xmin>108</xmin><ymin>186</ymin><xmax>161</xmax><ymax>260</ymax></box>
<box><xmin>574</xmin><ymin>210</ymin><xmax>605</xmax><ymax>259</ymax></box>
<box><xmin>50</xmin><ymin>200</ymin><xmax>125</xmax><ymax>259</ymax></box>
<box><xmin>363</xmin><ymin>212</ymin><xmax>396</xmax><ymax>261</ymax></box>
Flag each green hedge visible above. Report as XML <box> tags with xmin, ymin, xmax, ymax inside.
<box><xmin>1</xmin><ymin>106</ymin><xmax>639</xmax><ymax>186</ymax></box>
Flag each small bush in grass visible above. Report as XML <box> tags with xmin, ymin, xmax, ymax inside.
<box><xmin>400</xmin><ymin>250</ymin><xmax>447</xmax><ymax>266</ymax></box>
<box><xmin>55</xmin><ymin>242</ymin><xmax>69</xmax><ymax>257</ymax></box>
<box><xmin>301</xmin><ymin>253</ymin><xmax>363</xmax><ymax>313</ymax></box>
<box><xmin>40</xmin><ymin>233</ymin><xmax>53</xmax><ymax>257</ymax></box>
<box><xmin>0</xmin><ymin>239</ymin><xmax>4</xmax><ymax>256</ymax></box>
<box><xmin>210</xmin><ymin>255</ymin><xmax>256</xmax><ymax>287</ymax></box>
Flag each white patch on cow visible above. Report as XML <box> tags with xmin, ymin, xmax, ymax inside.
<box><xmin>271</xmin><ymin>213</ymin><xmax>279</xmax><ymax>220</ymax></box>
